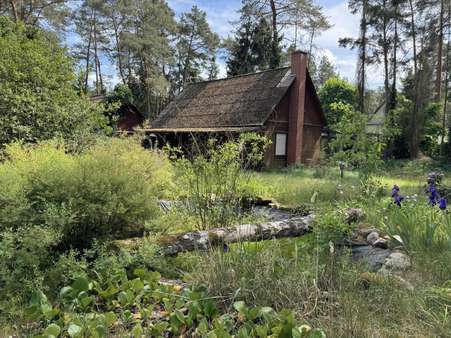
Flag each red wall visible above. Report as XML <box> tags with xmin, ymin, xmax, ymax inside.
<box><xmin>263</xmin><ymin>75</ymin><xmax>325</xmax><ymax>168</ymax></box>
<box><xmin>117</xmin><ymin>111</ymin><xmax>144</xmax><ymax>131</ymax></box>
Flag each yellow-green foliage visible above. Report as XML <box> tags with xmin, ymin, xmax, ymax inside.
<box><xmin>0</xmin><ymin>138</ymin><xmax>174</xmax><ymax>246</ymax></box>
<box><xmin>254</xmin><ymin>167</ymin><xmax>358</xmax><ymax>206</ymax></box>
<box><xmin>174</xmin><ymin>134</ymin><xmax>269</xmax><ymax>230</ymax></box>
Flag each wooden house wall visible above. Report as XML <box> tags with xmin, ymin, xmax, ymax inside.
<box><xmin>263</xmin><ymin>91</ymin><xmax>290</xmax><ymax>168</ymax></box>
<box><xmin>262</xmin><ymin>80</ymin><xmax>324</xmax><ymax>168</ymax></box>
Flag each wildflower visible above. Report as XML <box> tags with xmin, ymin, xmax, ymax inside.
<box><xmin>391</xmin><ymin>185</ymin><xmax>400</xmax><ymax>197</ymax></box>
<box><xmin>439</xmin><ymin>197</ymin><xmax>447</xmax><ymax>210</ymax></box>
<box><xmin>427</xmin><ymin>183</ymin><xmax>439</xmax><ymax>205</ymax></box>
<box><xmin>394</xmin><ymin>195</ymin><xmax>404</xmax><ymax>207</ymax></box>
<box><xmin>391</xmin><ymin>184</ymin><xmax>404</xmax><ymax>207</ymax></box>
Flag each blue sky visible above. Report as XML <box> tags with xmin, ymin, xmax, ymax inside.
<box><xmin>94</xmin><ymin>0</ymin><xmax>383</xmax><ymax>89</ymax></box>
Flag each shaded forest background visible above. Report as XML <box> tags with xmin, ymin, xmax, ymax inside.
<box><xmin>1</xmin><ymin>0</ymin><xmax>451</xmax><ymax>160</ymax></box>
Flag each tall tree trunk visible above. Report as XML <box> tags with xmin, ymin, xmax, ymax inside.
<box><xmin>408</xmin><ymin>0</ymin><xmax>419</xmax><ymax>159</ymax></box>
<box><xmin>390</xmin><ymin>12</ymin><xmax>398</xmax><ymax>110</ymax></box>
<box><xmin>435</xmin><ymin>0</ymin><xmax>445</xmax><ymax>102</ymax></box>
<box><xmin>382</xmin><ymin>0</ymin><xmax>390</xmax><ymax>116</ymax></box>
<box><xmin>19</xmin><ymin>0</ymin><xmax>24</xmax><ymax>21</ymax></box>
<box><xmin>182</xmin><ymin>30</ymin><xmax>194</xmax><ymax>90</ymax></box>
<box><xmin>27</xmin><ymin>0</ymin><xmax>34</xmax><ymax>23</ymax></box>
<box><xmin>84</xmin><ymin>11</ymin><xmax>94</xmax><ymax>94</ymax></box>
<box><xmin>111</xmin><ymin>14</ymin><xmax>126</xmax><ymax>85</ymax></box>
<box><xmin>269</xmin><ymin>0</ymin><xmax>279</xmax><ymax>69</ymax></box>
<box><xmin>357</xmin><ymin>0</ymin><xmax>368</xmax><ymax>114</ymax></box>
<box><xmin>93</xmin><ymin>15</ymin><xmax>104</xmax><ymax>95</ymax></box>
<box><xmin>441</xmin><ymin>2</ymin><xmax>451</xmax><ymax>154</ymax></box>
<box><xmin>308</xmin><ymin>27</ymin><xmax>315</xmax><ymax>68</ymax></box>
<box><xmin>441</xmin><ymin>53</ymin><xmax>449</xmax><ymax>151</ymax></box>
<box><xmin>9</xmin><ymin>0</ymin><xmax>18</xmax><ymax>22</ymax></box>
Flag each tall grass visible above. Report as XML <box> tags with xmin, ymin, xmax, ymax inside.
<box><xmin>383</xmin><ymin>204</ymin><xmax>451</xmax><ymax>250</ymax></box>
<box><xmin>186</xmin><ymin>235</ymin><xmax>443</xmax><ymax>337</ymax></box>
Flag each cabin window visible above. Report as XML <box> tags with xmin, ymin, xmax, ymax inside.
<box><xmin>275</xmin><ymin>133</ymin><xmax>287</xmax><ymax>156</ymax></box>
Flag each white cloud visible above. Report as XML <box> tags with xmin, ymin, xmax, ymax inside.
<box><xmin>217</xmin><ymin>59</ymin><xmax>227</xmax><ymax>78</ymax></box>
<box><xmin>313</xmin><ymin>1</ymin><xmax>360</xmax><ymax>84</ymax></box>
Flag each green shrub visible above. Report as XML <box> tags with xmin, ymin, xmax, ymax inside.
<box><xmin>0</xmin><ymin>226</ymin><xmax>58</xmax><ymax>303</ymax></box>
<box><xmin>313</xmin><ymin>208</ymin><xmax>353</xmax><ymax>248</ymax></box>
<box><xmin>318</xmin><ymin>77</ymin><xmax>357</xmax><ymax>125</ymax></box>
<box><xmin>175</xmin><ymin>133</ymin><xmax>269</xmax><ymax>230</ymax></box>
<box><xmin>0</xmin><ymin>138</ymin><xmax>174</xmax><ymax>247</ymax></box>
<box><xmin>0</xmin><ymin>17</ymin><xmax>109</xmax><ymax>148</ymax></box>
<box><xmin>329</xmin><ymin>103</ymin><xmax>383</xmax><ymax>177</ymax></box>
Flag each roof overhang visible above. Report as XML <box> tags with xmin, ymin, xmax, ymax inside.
<box><xmin>137</xmin><ymin>126</ymin><xmax>262</xmax><ymax>133</ymax></box>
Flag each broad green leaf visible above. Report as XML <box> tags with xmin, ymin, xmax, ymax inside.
<box><xmin>105</xmin><ymin>312</ymin><xmax>117</xmax><ymax>326</ymax></box>
<box><xmin>43</xmin><ymin>323</ymin><xmax>61</xmax><ymax>337</ymax></box>
<box><xmin>174</xmin><ymin>309</ymin><xmax>185</xmax><ymax>323</ymax></box>
<box><xmin>233</xmin><ymin>301</ymin><xmax>247</xmax><ymax>314</ymax></box>
<box><xmin>254</xmin><ymin>325</ymin><xmax>268</xmax><ymax>338</ymax></box>
<box><xmin>72</xmin><ymin>277</ymin><xmax>90</xmax><ymax>293</ymax></box>
<box><xmin>132</xmin><ymin>324</ymin><xmax>143</xmax><ymax>338</ymax></box>
<box><xmin>95</xmin><ymin>324</ymin><xmax>108</xmax><ymax>338</ymax></box>
<box><xmin>131</xmin><ymin>278</ymin><xmax>144</xmax><ymax>292</ymax></box>
<box><xmin>79</xmin><ymin>296</ymin><xmax>93</xmax><ymax>309</ymax></box>
<box><xmin>117</xmin><ymin>291</ymin><xmax>129</xmax><ymax>306</ymax></box>
<box><xmin>67</xmin><ymin>323</ymin><xmax>82</xmax><ymax>337</ymax></box>
<box><xmin>98</xmin><ymin>286</ymin><xmax>119</xmax><ymax>299</ymax></box>
<box><xmin>202</xmin><ymin>300</ymin><xmax>218</xmax><ymax>318</ymax></box>
<box><xmin>59</xmin><ymin>286</ymin><xmax>74</xmax><ymax>298</ymax></box>
<box><xmin>133</xmin><ymin>268</ymin><xmax>146</xmax><ymax>278</ymax></box>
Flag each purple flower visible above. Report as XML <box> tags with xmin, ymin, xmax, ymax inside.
<box><xmin>392</xmin><ymin>185</ymin><xmax>403</xmax><ymax>207</ymax></box>
<box><xmin>439</xmin><ymin>198</ymin><xmax>447</xmax><ymax>210</ymax></box>
<box><xmin>391</xmin><ymin>185</ymin><xmax>400</xmax><ymax>198</ymax></box>
<box><xmin>427</xmin><ymin>184</ymin><xmax>439</xmax><ymax>205</ymax></box>
<box><xmin>394</xmin><ymin>195</ymin><xmax>404</xmax><ymax>207</ymax></box>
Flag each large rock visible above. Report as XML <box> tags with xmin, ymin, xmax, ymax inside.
<box><xmin>366</xmin><ymin>231</ymin><xmax>379</xmax><ymax>245</ymax></box>
<box><xmin>379</xmin><ymin>251</ymin><xmax>411</xmax><ymax>273</ymax></box>
<box><xmin>373</xmin><ymin>238</ymin><xmax>388</xmax><ymax>249</ymax></box>
<box><xmin>356</xmin><ymin>224</ymin><xmax>378</xmax><ymax>237</ymax></box>
<box><xmin>351</xmin><ymin>245</ymin><xmax>392</xmax><ymax>272</ymax></box>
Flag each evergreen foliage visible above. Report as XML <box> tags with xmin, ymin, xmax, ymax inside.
<box><xmin>226</xmin><ymin>13</ymin><xmax>274</xmax><ymax>76</ymax></box>
<box><xmin>171</xmin><ymin>6</ymin><xmax>220</xmax><ymax>93</ymax></box>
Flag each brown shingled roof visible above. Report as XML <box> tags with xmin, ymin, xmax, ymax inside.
<box><xmin>150</xmin><ymin>67</ymin><xmax>294</xmax><ymax>131</ymax></box>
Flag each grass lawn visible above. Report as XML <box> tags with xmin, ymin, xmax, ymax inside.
<box><xmin>254</xmin><ymin>163</ymin><xmax>437</xmax><ymax>206</ymax></box>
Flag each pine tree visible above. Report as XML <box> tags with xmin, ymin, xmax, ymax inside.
<box><xmin>73</xmin><ymin>0</ymin><xmax>109</xmax><ymax>94</ymax></box>
<box><xmin>315</xmin><ymin>55</ymin><xmax>338</xmax><ymax>88</ymax></box>
<box><xmin>226</xmin><ymin>5</ymin><xmax>257</xmax><ymax>76</ymax></box>
<box><xmin>117</xmin><ymin>0</ymin><xmax>177</xmax><ymax>117</ymax></box>
<box><xmin>226</xmin><ymin>9</ymin><xmax>274</xmax><ymax>76</ymax></box>
<box><xmin>172</xmin><ymin>5</ymin><xmax>220</xmax><ymax>92</ymax></box>
<box><xmin>0</xmin><ymin>0</ymin><xmax>69</xmax><ymax>28</ymax></box>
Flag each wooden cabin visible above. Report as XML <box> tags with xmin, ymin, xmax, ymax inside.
<box><xmin>146</xmin><ymin>51</ymin><xmax>327</xmax><ymax>168</ymax></box>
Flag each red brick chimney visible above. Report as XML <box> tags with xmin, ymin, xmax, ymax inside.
<box><xmin>287</xmin><ymin>50</ymin><xmax>308</xmax><ymax>165</ymax></box>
